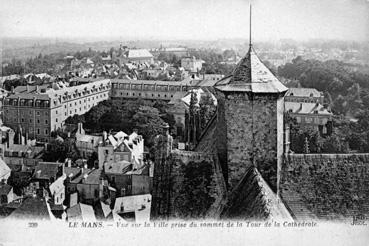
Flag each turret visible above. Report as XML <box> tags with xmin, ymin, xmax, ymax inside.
<box><xmin>214</xmin><ymin>46</ymin><xmax>288</xmax><ymax>193</ymax></box>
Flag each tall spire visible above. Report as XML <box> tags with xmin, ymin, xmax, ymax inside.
<box><xmin>249</xmin><ymin>3</ymin><xmax>252</xmax><ymax>48</ymax></box>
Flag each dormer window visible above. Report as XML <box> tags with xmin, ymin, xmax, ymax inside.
<box><xmin>310</xmin><ymin>93</ymin><xmax>314</xmax><ymax>97</ymax></box>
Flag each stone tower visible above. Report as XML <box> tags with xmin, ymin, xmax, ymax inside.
<box><xmin>214</xmin><ymin>46</ymin><xmax>288</xmax><ymax>192</ymax></box>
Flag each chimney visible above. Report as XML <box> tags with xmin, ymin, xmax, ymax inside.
<box><xmin>8</xmin><ymin>129</ymin><xmax>15</xmax><ymax>147</ymax></box>
<box><xmin>11</xmin><ymin>86</ymin><xmax>14</xmax><ymax>94</ymax></box>
<box><xmin>26</xmin><ymin>84</ymin><xmax>30</xmax><ymax>92</ymax></box>
<box><xmin>36</xmin><ymin>85</ymin><xmax>39</xmax><ymax>93</ymax></box>
<box><xmin>77</xmin><ymin>122</ymin><xmax>82</xmax><ymax>134</ymax></box>
<box><xmin>103</xmin><ymin>131</ymin><xmax>107</xmax><ymax>145</ymax></box>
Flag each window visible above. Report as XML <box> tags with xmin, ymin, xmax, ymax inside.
<box><xmin>45</xmin><ymin>129</ymin><xmax>49</xmax><ymax>135</ymax></box>
<box><xmin>36</xmin><ymin>111</ymin><xmax>40</xmax><ymax>116</ymax></box>
<box><xmin>37</xmin><ymin>129</ymin><xmax>40</xmax><ymax>134</ymax></box>
<box><xmin>323</xmin><ymin>126</ymin><xmax>327</xmax><ymax>134</ymax></box>
<box><xmin>45</xmin><ymin>120</ymin><xmax>48</xmax><ymax>124</ymax></box>
<box><xmin>56</xmin><ymin>110</ymin><xmax>58</xmax><ymax>115</ymax></box>
<box><xmin>21</xmin><ymin>118</ymin><xmax>25</xmax><ymax>123</ymax></box>
<box><xmin>56</xmin><ymin>118</ymin><xmax>58</xmax><ymax>123</ymax></box>
<box><xmin>29</xmin><ymin>119</ymin><xmax>32</xmax><ymax>123</ymax></box>
<box><xmin>37</xmin><ymin>119</ymin><xmax>40</xmax><ymax>124</ymax></box>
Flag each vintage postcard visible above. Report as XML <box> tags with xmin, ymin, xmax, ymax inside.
<box><xmin>0</xmin><ymin>0</ymin><xmax>368</xmax><ymax>245</ymax></box>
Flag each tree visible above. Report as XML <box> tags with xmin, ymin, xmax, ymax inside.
<box><xmin>133</xmin><ymin>106</ymin><xmax>166</xmax><ymax>147</ymax></box>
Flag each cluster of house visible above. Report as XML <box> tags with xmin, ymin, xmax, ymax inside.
<box><xmin>63</xmin><ymin>46</ymin><xmax>206</xmax><ymax>82</ymax></box>
<box><xmin>0</xmin><ymin>123</ymin><xmax>152</xmax><ymax>222</ymax></box>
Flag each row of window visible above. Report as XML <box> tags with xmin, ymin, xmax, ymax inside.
<box><xmin>117</xmin><ymin>91</ymin><xmax>174</xmax><ymax>98</ymax></box>
<box><xmin>112</xmin><ymin>83</ymin><xmax>191</xmax><ymax>92</ymax></box>
<box><xmin>5</xmin><ymin>109</ymin><xmax>48</xmax><ymax>117</ymax></box>
<box><xmin>285</xmin><ymin>98</ymin><xmax>321</xmax><ymax>103</ymax></box>
<box><xmin>295</xmin><ymin>116</ymin><xmax>328</xmax><ymax>125</ymax></box>
<box><xmin>63</xmin><ymin>93</ymin><xmax>107</xmax><ymax>109</ymax></box>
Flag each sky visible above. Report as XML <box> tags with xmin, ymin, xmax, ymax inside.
<box><xmin>0</xmin><ymin>0</ymin><xmax>368</xmax><ymax>41</ymax></box>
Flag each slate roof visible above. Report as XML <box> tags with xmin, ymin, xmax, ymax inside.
<box><xmin>104</xmin><ymin>160</ymin><xmax>132</xmax><ymax>175</ymax></box>
<box><xmin>81</xmin><ymin>169</ymin><xmax>102</xmax><ymax>185</ymax></box>
<box><xmin>67</xmin><ymin>203</ymin><xmax>96</xmax><ymax>221</ymax></box>
<box><xmin>127</xmin><ymin>49</ymin><xmax>153</xmax><ymax>59</ymax></box>
<box><xmin>286</xmin><ymin>88</ymin><xmax>323</xmax><ymax>97</ymax></box>
<box><xmin>221</xmin><ymin>167</ymin><xmax>292</xmax><ymax>220</ymax></box>
<box><xmin>215</xmin><ymin>47</ymin><xmax>288</xmax><ymax>94</ymax></box>
<box><xmin>7</xmin><ymin>197</ymin><xmax>51</xmax><ymax>220</ymax></box>
<box><xmin>0</xmin><ymin>158</ymin><xmax>11</xmax><ymax>178</ymax></box>
<box><xmin>285</xmin><ymin>102</ymin><xmax>332</xmax><ymax>115</ymax></box>
<box><xmin>280</xmin><ymin>188</ymin><xmax>318</xmax><ymax>221</ymax></box>
<box><xmin>34</xmin><ymin>162</ymin><xmax>62</xmax><ymax>180</ymax></box>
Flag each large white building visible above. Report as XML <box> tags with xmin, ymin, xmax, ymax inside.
<box><xmin>3</xmin><ymin>79</ymin><xmax>111</xmax><ymax>142</ymax></box>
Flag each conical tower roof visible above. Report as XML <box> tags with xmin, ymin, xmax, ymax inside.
<box><xmin>215</xmin><ymin>46</ymin><xmax>288</xmax><ymax>94</ymax></box>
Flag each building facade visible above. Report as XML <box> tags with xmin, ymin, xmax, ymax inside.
<box><xmin>110</xmin><ymin>79</ymin><xmax>198</xmax><ymax>102</ymax></box>
<box><xmin>3</xmin><ymin>79</ymin><xmax>111</xmax><ymax>142</ymax></box>
<box><xmin>181</xmin><ymin>57</ymin><xmax>204</xmax><ymax>73</ymax></box>
<box><xmin>284</xmin><ymin>88</ymin><xmax>332</xmax><ymax>135</ymax></box>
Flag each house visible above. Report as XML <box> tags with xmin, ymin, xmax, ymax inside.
<box><xmin>181</xmin><ymin>56</ymin><xmax>204</xmax><ymax>73</ymax></box>
<box><xmin>49</xmin><ymin>174</ymin><xmax>66</xmax><ymax>205</ymax></box>
<box><xmin>75</xmin><ymin>123</ymin><xmax>102</xmax><ymax>159</ymax></box>
<box><xmin>75</xmin><ymin>169</ymin><xmax>105</xmax><ymax>205</ymax></box>
<box><xmin>284</xmin><ymin>88</ymin><xmax>333</xmax><ymax>135</ymax></box>
<box><xmin>118</xmin><ymin>49</ymin><xmax>154</xmax><ymax>66</ymax></box>
<box><xmin>98</xmin><ymin>131</ymin><xmax>144</xmax><ymax>169</ymax></box>
<box><xmin>285</xmin><ymin>88</ymin><xmax>324</xmax><ymax>104</ymax></box>
<box><xmin>0</xmin><ymin>183</ymin><xmax>13</xmax><ymax>204</ymax></box>
<box><xmin>104</xmin><ymin>160</ymin><xmax>150</xmax><ymax>197</ymax></box>
<box><xmin>0</xmin><ymin>128</ymin><xmax>44</xmax><ymax>169</ymax></box>
<box><xmin>113</xmin><ymin>194</ymin><xmax>151</xmax><ymax>222</ymax></box>
<box><xmin>33</xmin><ymin>162</ymin><xmax>64</xmax><ymax>189</ymax></box>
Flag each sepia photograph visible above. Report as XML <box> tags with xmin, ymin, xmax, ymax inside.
<box><xmin>0</xmin><ymin>0</ymin><xmax>368</xmax><ymax>245</ymax></box>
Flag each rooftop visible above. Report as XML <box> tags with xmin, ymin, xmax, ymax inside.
<box><xmin>126</xmin><ymin>49</ymin><xmax>153</xmax><ymax>59</ymax></box>
<box><xmin>221</xmin><ymin>167</ymin><xmax>293</xmax><ymax>220</ymax></box>
<box><xmin>0</xmin><ymin>183</ymin><xmax>12</xmax><ymax>195</ymax></box>
<box><xmin>7</xmin><ymin>197</ymin><xmax>51</xmax><ymax>220</ymax></box>
<box><xmin>104</xmin><ymin>160</ymin><xmax>132</xmax><ymax>175</ymax></box>
<box><xmin>285</xmin><ymin>102</ymin><xmax>332</xmax><ymax>115</ymax></box>
<box><xmin>215</xmin><ymin>47</ymin><xmax>288</xmax><ymax>94</ymax></box>
<box><xmin>286</xmin><ymin>88</ymin><xmax>323</xmax><ymax>97</ymax></box>
<box><xmin>34</xmin><ymin>162</ymin><xmax>62</xmax><ymax>180</ymax></box>
<box><xmin>111</xmin><ymin>78</ymin><xmax>199</xmax><ymax>86</ymax></box>
<box><xmin>67</xmin><ymin>203</ymin><xmax>96</xmax><ymax>221</ymax></box>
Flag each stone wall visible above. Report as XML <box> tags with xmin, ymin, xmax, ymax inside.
<box><xmin>220</xmin><ymin>92</ymin><xmax>282</xmax><ymax>191</ymax></box>
<box><xmin>151</xmin><ymin>148</ymin><xmax>227</xmax><ymax>219</ymax></box>
<box><xmin>281</xmin><ymin>154</ymin><xmax>369</xmax><ymax>219</ymax></box>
